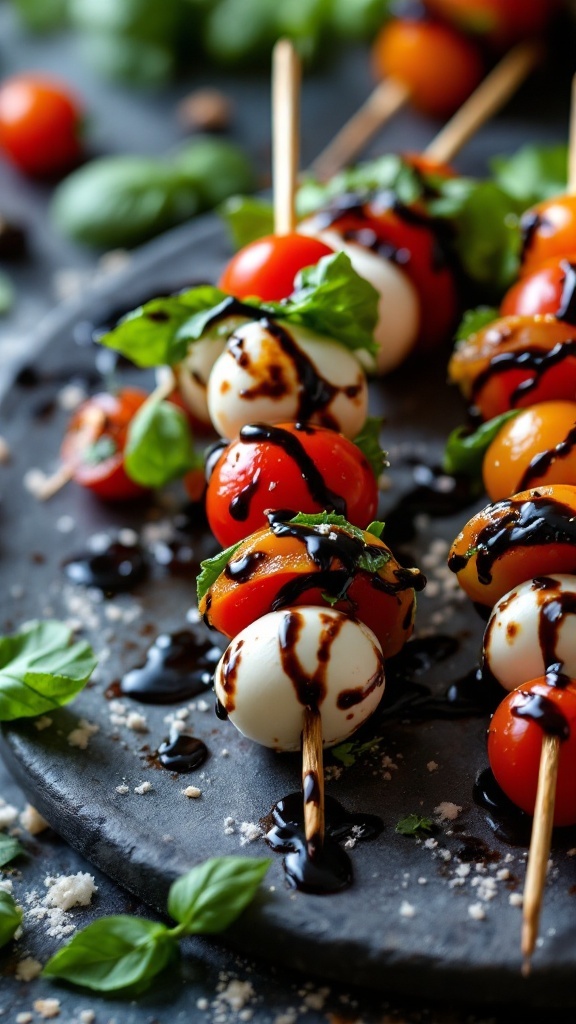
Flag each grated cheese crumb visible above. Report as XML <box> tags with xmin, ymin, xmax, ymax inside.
<box><xmin>79</xmin><ymin>1013</ymin><xmax>96</xmax><ymax>1024</ymax></box>
<box><xmin>16</xmin><ymin>1014</ymin><xmax>33</xmax><ymax>1024</ymax></box>
<box><xmin>426</xmin><ymin>761</ymin><xmax>438</xmax><ymax>773</ymax></box>
<box><xmin>44</xmin><ymin>873</ymin><xmax>97</xmax><ymax>911</ymax></box>
<box><xmin>182</xmin><ymin>786</ymin><xmax>202</xmax><ymax>798</ymax></box>
<box><xmin>20</xmin><ymin>804</ymin><xmax>49</xmax><ymax>835</ymax></box>
<box><xmin>115</xmin><ymin>784</ymin><xmax>129</xmax><ymax>795</ymax></box>
<box><xmin>0</xmin><ymin>800</ymin><xmax>19</xmax><ymax>830</ymax></box>
<box><xmin>15</xmin><ymin>957</ymin><xmax>42</xmax><ymax>981</ymax></box>
<box><xmin>134</xmin><ymin>781</ymin><xmax>152</xmax><ymax>795</ymax></box>
<box><xmin>468</xmin><ymin>903</ymin><xmax>486</xmax><ymax>921</ymax></box>
<box><xmin>67</xmin><ymin>719</ymin><xmax>99</xmax><ymax>750</ymax></box>
<box><xmin>509</xmin><ymin>892</ymin><xmax>523</xmax><ymax>907</ymax></box>
<box><xmin>33</xmin><ymin>998</ymin><xmax>61</xmax><ymax>1019</ymax></box>
<box><xmin>125</xmin><ymin>712</ymin><xmax>148</xmax><ymax>733</ymax></box>
<box><xmin>239</xmin><ymin>822</ymin><xmax>263</xmax><ymax>845</ymax></box>
<box><xmin>434</xmin><ymin>801</ymin><xmax>462</xmax><ymax>822</ymax></box>
<box><xmin>399</xmin><ymin>900</ymin><xmax>416</xmax><ymax>918</ymax></box>
<box><xmin>220</xmin><ymin>980</ymin><xmax>254</xmax><ymax>1011</ymax></box>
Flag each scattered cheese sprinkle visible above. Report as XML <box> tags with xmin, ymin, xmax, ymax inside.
<box><xmin>434</xmin><ymin>801</ymin><xmax>462</xmax><ymax>822</ymax></box>
<box><xmin>399</xmin><ymin>900</ymin><xmax>416</xmax><ymax>918</ymax></box>
<box><xmin>20</xmin><ymin>804</ymin><xmax>49</xmax><ymax>835</ymax></box>
<box><xmin>182</xmin><ymin>786</ymin><xmax>202</xmax><ymax>799</ymax></box>
<box><xmin>134</xmin><ymin>782</ymin><xmax>152</xmax><ymax>795</ymax></box>
<box><xmin>468</xmin><ymin>903</ymin><xmax>486</xmax><ymax>921</ymax></box>
<box><xmin>33</xmin><ymin>998</ymin><xmax>61</xmax><ymax>1018</ymax></box>
<box><xmin>44</xmin><ymin>873</ymin><xmax>97</xmax><ymax>912</ymax></box>
<box><xmin>15</xmin><ymin>957</ymin><xmax>42</xmax><ymax>981</ymax></box>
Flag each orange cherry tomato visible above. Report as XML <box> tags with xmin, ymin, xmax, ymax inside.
<box><xmin>520</xmin><ymin>196</ymin><xmax>576</xmax><ymax>278</ymax></box>
<box><xmin>448</xmin><ymin>315</ymin><xmax>576</xmax><ymax>421</ymax></box>
<box><xmin>448</xmin><ymin>484</ymin><xmax>576</xmax><ymax>609</ymax></box>
<box><xmin>501</xmin><ymin>256</ymin><xmax>576</xmax><ymax>320</ymax></box>
<box><xmin>372</xmin><ymin>17</ymin><xmax>484</xmax><ymax>118</ymax></box>
<box><xmin>206</xmin><ymin>422</ymin><xmax>378</xmax><ymax>548</ymax></box>
<box><xmin>425</xmin><ymin>0</ymin><xmax>555</xmax><ymax>49</ymax></box>
<box><xmin>402</xmin><ymin>151</ymin><xmax>456</xmax><ymax>179</ymax></box>
<box><xmin>199</xmin><ymin>518</ymin><xmax>424</xmax><ymax>657</ymax></box>
<box><xmin>483</xmin><ymin>401</ymin><xmax>576</xmax><ymax>501</ymax></box>
<box><xmin>488</xmin><ymin>678</ymin><xmax>576</xmax><ymax>826</ymax></box>
<box><xmin>61</xmin><ymin>388</ymin><xmax>149</xmax><ymax>502</ymax></box>
<box><xmin>0</xmin><ymin>74</ymin><xmax>82</xmax><ymax>176</ymax></box>
<box><xmin>218</xmin><ymin>233</ymin><xmax>334</xmax><ymax>302</ymax></box>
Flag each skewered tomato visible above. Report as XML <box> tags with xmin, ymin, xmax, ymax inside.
<box><xmin>199</xmin><ymin>514</ymin><xmax>425</xmax><ymax>656</ymax></box>
<box><xmin>483</xmin><ymin>401</ymin><xmax>576</xmax><ymax>501</ymax></box>
<box><xmin>425</xmin><ymin>0</ymin><xmax>554</xmax><ymax>49</ymax></box>
<box><xmin>206</xmin><ymin>422</ymin><xmax>378</xmax><ymax>547</ymax></box>
<box><xmin>218</xmin><ymin>233</ymin><xmax>333</xmax><ymax>301</ymax></box>
<box><xmin>61</xmin><ymin>388</ymin><xmax>148</xmax><ymax>501</ymax></box>
<box><xmin>520</xmin><ymin>197</ymin><xmax>576</xmax><ymax>278</ymax></box>
<box><xmin>501</xmin><ymin>256</ymin><xmax>576</xmax><ymax>320</ymax></box>
<box><xmin>448</xmin><ymin>484</ymin><xmax>576</xmax><ymax>609</ymax></box>
<box><xmin>448</xmin><ymin>315</ymin><xmax>576</xmax><ymax>421</ymax></box>
<box><xmin>488</xmin><ymin>677</ymin><xmax>576</xmax><ymax>826</ymax></box>
<box><xmin>372</xmin><ymin>17</ymin><xmax>484</xmax><ymax>118</ymax></box>
<box><xmin>0</xmin><ymin>75</ymin><xmax>82</xmax><ymax>176</ymax></box>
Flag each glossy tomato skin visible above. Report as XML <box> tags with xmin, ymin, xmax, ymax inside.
<box><xmin>61</xmin><ymin>388</ymin><xmax>148</xmax><ymax>502</ymax></box>
<box><xmin>425</xmin><ymin>0</ymin><xmax>555</xmax><ymax>49</ymax></box>
<box><xmin>206</xmin><ymin>422</ymin><xmax>378</xmax><ymax>547</ymax></box>
<box><xmin>448</xmin><ymin>484</ymin><xmax>576</xmax><ymax>609</ymax></box>
<box><xmin>372</xmin><ymin>17</ymin><xmax>484</xmax><ymax>117</ymax></box>
<box><xmin>501</xmin><ymin>256</ymin><xmax>576</xmax><ymax>320</ymax></box>
<box><xmin>488</xmin><ymin>678</ymin><xmax>576</xmax><ymax>826</ymax></box>
<box><xmin>520</xmin><ymin>196</ymin><xmax>576</xmax><ymax>278</ymax></box>
<box><xmin>0</xmin><ymin>75</ymin><xmax>82</xmax><ymax>176</ymax></box>
<box><xmin>218</xmin><ymin>233</ymin><xmax>334</xmax><ymax>302</ymax></box>
<box><xmin>483</xmin><ymin>401</ymin><xmax>576</xmax><ymax>501</ymax></box>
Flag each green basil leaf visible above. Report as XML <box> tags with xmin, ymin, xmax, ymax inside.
<box><xmin>366</xmin><ymin>521</ymin><xmax>385</xmax><ymax>539</ymax></box>
<box><xmin>220</xmin><ymin>195</ymin><xmax>274</xmax><ymax>250</ymax></box>
<box><xmin>296</xmin><ymin>153</ymin><xmax>426</xmax><ymax>218</ymax></box>
<box><xmin>331</xmin><ymin>736</ymin><xmax>381</xmax><ymax>767</ymax></box>
<box><xmin>197</xmin><ymin>539</ymin><xmax>243</xmax><ymax>603</ymax></box>
<box><xmin>491</xmin><ymin>144</ymin><xmax>568</xmax><ymax>207</ymax></box>
<box><xmin>0</xmin><ymin>891</ymin><xmax>22</xmax><ymax>949</ymax></box>
<box><xmin>0</xmin><ymin>835</ymin><xmax>25</xmax><ymax>867</ymax></box>
<box><xmin>174</xmin><ymin>138</ymin><xmax>256</xmax><ymax>209</ymax></box>
<box><xmin>12</xmin><ymin>0</ymin><xmax>68</xmax><ymax>32</ymax></box>
<box><xmin>124</xmin><ymin>399</ymin><xmax>202</xmax><ymax>488</ymax></box>
<box><xmin>288</xmin><ymin>511</ymin><xmax>369</xmax><ymax>541</ymax></box>
<box><xmin>455</xmin><ymin>306</ymin><xmax>499</xmax><ymax>342</ymax></box>
<box><xmin>353</xmin><ymin>416</ymin><xmax>387</xmax><ymax>479</ymax></box>
<box><xmin>99</xmin><ymin>285</ymin><xmax>228</xmax><ymax>367</ymax></box>
<box><xmin>0</xmin><ymin>272</ymin><xmax>15</xmax><ymax>316</ymax></box>
<box><xmin>0</xmin><ymin>621</ymin><xmax>96</xmax><ymax>722</ymax></box>
<box><xmin>443</xmin><ymin>410</ymin><xmax>522</xmax><ymax>480</ymax></box>
<box><xmin>395</xmin><ymin>814</ymin><xmax>434</xmax><ymax>836</ymax></box>
<box><xmin>43</xmin><ymin>916</ymin><xmax>175</xmax><ymax>992</ymax></box>
<box><xmin>167</xmin><ymin>856</ymin><xmax>270</xmax><ymax>935</ymax></box>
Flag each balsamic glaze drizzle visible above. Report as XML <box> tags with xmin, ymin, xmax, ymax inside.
<box><xmin>120</xmin><ymin>628</ymin><xmax>222</xmax><ymax>704</ymax></box>
<box><xmin>157</xmin><ymin>729</ymin><xmax>208</xmax><ymax>772</ymax></box>
<box><xmin>471</xmin><ymin>340</ymin><xmax>576</xmax><ymax>408</ymax></box>
<box><xmin>63</xmin><ymin>541</ymin><xmax>148</xmax><ymax>593</ymax></box>
<box><xmin>517</xmin><ymin>423</ymin><xmax>576</xmax><ymax>492</ymax></box>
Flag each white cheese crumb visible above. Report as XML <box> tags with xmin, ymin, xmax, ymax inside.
<box><xmin>182</xmin><ymin>786</ymin><xmax>202</xmax><ymax>798</ymax></box>
<box><xmin>126</xmin><ymin>712</ymin><xmax>148</xmax><ymax>733</ymax></box>
<box><xmin>16</xmin><ymin>1014</ymin><xmax>33</xmax><ymax>1024</ymax></box>
<box><xmin>567</xmin><ymin>847</ymin><xmax>576</xmax><ymax>857</ymax></box>
<box><xmin>434</xmin><ymin>801</ymin><xmax>462</xmax><ymax>822</ymax></box>
<box><xmin>55</xmin><ymin>515</ymin><xmax>75</xmax><ymax>534</ymax></box>
<box><xmin>67</xmin><ymin>719</ymin><xmax>99</xmax><ymax>750</ymax></box>
<box><xmin>455</xmin><ymin>863</ymin><xmax>471</xmax><ymax>878</ymax></box>
<box><xmin>509</xmin><ymin>892</ymin><xmax>523</xmax><ymax>907</ymax></box>
<box><xmin>196</xmin><ymin>998</ymin><xmax>209</xmax><ymax>1010</ymax></box>
<box><xmin>417</xmin><ymin>877</ymin><xmax>427</xmax><ymax>885</ymax></box>
<box><xmin>15</xmin><ymin>957</ymin><xmax>42</xmax><ymax>981</ymax></box>
<box><xmin>79</xmin><ymin>1012</ymin><xmax>96</xmax><ymax>1024</ymax></box>
<box><xmin>118</xmin><ymin>528</ymin><xmax>138</xmax><ymax>546</ymax></box>
<box><xmin>57</xmin><ymin>383</ymin><xmax>86</xmax><ymax>411</ymax></box>
<box><xmin>239</xmin><ymin>822</ymin><xmax>263</xmax><ymax>845</ymax></box>
<box><xmin>0</xmin><ymin>800</ymin><xmax>19</xmax><ymax>830</ymax></box>
<box><xmin>423</xmin><ymin>838</ymin><xmax>437</xmax><ymax>849</ymax></box>
<box><xmin>134</xmin><ymin>782</ymin><xmax>152</xmax><ymax>795</ymax></box>
<box><xmin>20</xmin><ymin>805</ymin><xmax>49</xmax><ymax>835</ymax></box>
<box><xmin>197</xmin><ymin>699</ymin><xmax>210</xmax><ymax>712</ymax></box>
<box><xmin>426</xmin><ymin>760</ymin><xmax>438</xmax><ymax>772</ymax></box>
<box><xmin>115</xmin><ymin>785</ymin><xmax>129</xmax><ymax>795</ymax></box>
<box><xmin>44</xmin><ymin>873</ymin><xmax>97</xmax><ymax>911</ymax></box>
<box><xmin>33</xmin><ymin>998</ymin><xmax>61</xmax><ymax>1018</ymax></box>
<box><xmin>220</xmin><ymin>980</ymin><xmax>254</xmax><ymax>1011</ymax></box>
<box><xmin>399</xmin><ymin>900</ymin><xmax>416</xmax><ymax>918</ymax></box>
<box><xmin>496</xmin><ymin>868</ymin><xmax>510</xmax><ymax>881</ymax></box>
<box><xmin>468</xmin><ymin>903</ymin><xmax>486</xmax><ymax>921</ymax></box>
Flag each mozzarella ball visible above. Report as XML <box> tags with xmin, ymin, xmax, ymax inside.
<box><xmin>214</xmin><ymin>606</ymin><xmax>385</xmax><ymax>751</ymax></box>
<box><xmin>207</xmin><ymin>319</ymin><xmax>368</xmax><ymax>440</ymax></box>
<box><xmin>483</xmin><ymin>574</ymin><xmax>576</xmax><ymax>692</ymax></box>
<box><xmin>298</xmin><ymin>225</ymin><xmax>420</xmax><ymax>374</ymax></box>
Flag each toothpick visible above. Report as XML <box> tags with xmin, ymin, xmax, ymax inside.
<box><xmin>272</xmin><ymin>39</ymin><xmax>301</xmax><ymax>235</ymax></box>
<box><xmin>521</xmin><ymin>734</ymin><xmax>560</xmax><ymax>975</ymax></box>
<box><xmin>302</xmin><ymin>706</ymin><xmax>325</xmax><ymax>859</ymax></box>
<box><xmin>425</xmin><ymin>41</ymin><xmax>542</xmax><ymax>165</ymax></box>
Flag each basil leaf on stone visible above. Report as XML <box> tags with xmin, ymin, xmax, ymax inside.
<box><xmin>0</xmin><ymin>891</ymin><xmax>22</xmax><ymax>949</ymax></box>
<box><xmin>443</xmin><ymin>410</ymin><xmax>522</xmax><ymax>480</ymax></box>
<box><xmin>43</xmin><ymin>917</ymin><xmax>176</xmax><ymax>992</ymax></box>
<box><xmin>491</xmin><ymin>144</ymin><xmax>568</xmax><ymax>207</ymax></box>
<box><xmin>0</xmin><ymin>835</ymin><xmax>25</xmax><ymax>867</ymax></box>
<box><xmin>395</xmin><ymin>814</ymin><xmax>434</xmax><ymax>837</ymax></box>
<box><xmin>174</xmin><ymin>138</ymin><xmax>256</xmax><ymax>209</ymax></box>
<box><xmin>353</xmin><ymin>416</ymin><xmax>387</xmax><ymax>478</ymax></box>
<box><xmin>0</xmin><ymin>621</ymin><xmax>96</xmax><ymax>721</ymax></box>
<box><xmin>167</xmin><ymin>856</ymin><xmax>271</xmax><ymax>934</ymax></box>
<box><xmin>220</xmin><ymin>195</ymin><xmax>274</xmax><ymax>250</ymax></box>
<box><xmin>197</xmin><ymin>540</ymin><xmax>243</xmax><ymax>602</ymax></box>
<box><xmin>124</xmin><ymin>399</ymin><xmax>202</xmax><ymax>488</ymax></box>
<box><xmin>455</xmin><ymin>306</ymin><xmax>499</xmax><ymax>342</ymax></box>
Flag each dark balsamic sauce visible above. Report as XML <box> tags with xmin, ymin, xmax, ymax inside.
<box><xmin>471</xmin><ymin>340</ymin><xmax>576</xmax><ymax>410</ymax></box>
<box><xmin>511</xmin><ymin>690</ymin><xmax>570</xmax><ymax>740</ymax></box>
<box><xmin>473</xmin><ymin>768</ymin><xmax>533</xmax><ymax>846</ymax></box>
<box><xmin>120</xmin><ymin>627</ymin><xmax>223</xmax><ymax>704</ymax></box>
<box><xmin>556</xmin><ymin>260</ymin><xmax>576</xmax><ymax>325</ymax></box>
<box><xmin>382</xmin><ymin>462</ymin><xmax>476</xmax><ymax>546</ymax></box>
<box><xmin>63</xmin><ymin>541</ymin><xmax>148</xmax><ymax>593</ymax></box>
<box><xmin>225</xmin><ymin>551</ymin><xmax>267</xmax><ymax>583</ymax></box>
<box><xmin>517</xmin><ymin>423</ymin><xmax>576</xmax><ymax>492</ymax></box>
<box><xmin>157</xmin><ymin>729</ymin><xmax>208</xmax><ymax>772</ymax></box>
<box><xmin>229</xmin><ymin>472</ymin><xmax>261</xmax><ymax>521</ymax></box>
<box><xmin>263</xmin><ymin>792</ymin><xmax>382</xmax><ymax>894</ymax></box>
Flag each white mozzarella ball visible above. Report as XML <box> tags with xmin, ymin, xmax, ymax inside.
<box><xmin>298</xmin><ymin>225</ymin><xmax>420</xmax><ymax>375</ymax></box>
<box><xmin>214</xmin><ymin>606</ymin><xmax>385</xmax><ymax>751</ymax></box>
<box><xmin>207</xmin><ymin>319</ymin><xmax>368</xmax><ymax>440</ymax></box>
<box><xmin>483</xmin><ymin>574</ymin><xmax>576</xmax><ymax>692</ymax></box>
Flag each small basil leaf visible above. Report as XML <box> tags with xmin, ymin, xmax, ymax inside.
<box><xmin>0</xmin><ymin>891</ymin><xmax>22</xmax><ymax>949</ymax></box>
<box><xmin>443</xmin><ymin>411</ymin><xmax>522</xmax><ymax>480</ymax></box>
<box><xmin>395</xmin><ymin>814</ymin><xmax>434</xmax><ymax>837</ymax></box>
<box><xmin>197</xmin><ymin>540</ymin><xmax>243</xmax><ymax>603</ymax></box>
<box><xmin>331</xmin><ymin>736</ymin><xmax>381</xmax><ymax>767</ymax></box>
<box><xmin>0</xmin><ymin>621</ymin><xmax>96</xmax><ymax>721</ymax></box>
<box><xmin>296</xmin><ymin>153</ymin><xmax>426</xmax><ymax>218</ymax></box>
<box><xmin>366</xmin><ymin>521</ymin><xmax>385</xmax><ymax>539</ymax></box>
<box><xmin>455</xmin><ymin>306</ymin><xmax>499</xmax><ymax>342</ymax></box>
<box><xmin>167</xmin><ymin>856</ymin><xmax>270</xmax><ymax>935</ymax></box>
<box><xmin>0</xmin><ymin>835</ymin><xmax>25</xmax><ymax>867</ymax></box>
<box><xmin>288</xmin><ymin>511</ymin><xmax>368</xmax><ymax>541</ymax></box>
<box><xmin>491</xmin><ymin>144</ymin><xmax>568</xmax><ymax>207</ymax></box>
<box><xmin>124</xmin><ymin>399</ymin><xmax>202</xmax><ymax>489</ymax></box>
<box><xmin>353</xmin><ymin>416</ymin><xmax>387</xmax><ymax>478</ymax></box>
<box><xmin>43</xmin><ymin>917</ymin><xmax>175</xmax><ymax>992</ymax></box>
<box><xmin>174</xmin><ymin>138</ymin><xmax>256</xmax><ymax>209</ymax></box>
<box><xmin>220</xmin><ymin>195</ymin><xmax>274</xmax><ymax>250</ymax></box>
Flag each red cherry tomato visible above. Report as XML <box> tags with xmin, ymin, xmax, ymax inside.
<box><xmin>61</xmin><ymin>388</ymin><xmax>149</xmax><ymax>502</ymax></box>
<box><xmin>206</xmin><ymin>422</ymin><xmax>379</xmax><ymax>547</ymax></box>
<box><xmin>218</xmin><ymin>233</ymin><xmax>334</xmax><ymax>302</ymax></box>
<box><xmin>372</xmin><ymin>17</ymin><xmax>484</xmax><ymax>118</ymax></box>
<box><xmin>520</xmin><ymin>196</ymin><xmax>576</xmax><ymax>278</ymax></box>
<box><xmin>501</xmin><ymin>256</ymin><xmax>576</xmax><ymax>320</ymax></box>
<box><xmin>0</xmin><ymin>75</ymin><xmax>82</xmax><ymax>176</ymax></box>
<box><xmin>488</xmin><ymin>678</ymin><xmax>576</xmax><ymax>826</ymax></box>
<box><xmin>424</xmin><ymin>0</ymin><xmax>555</xmax><ymax>49</ymax></box>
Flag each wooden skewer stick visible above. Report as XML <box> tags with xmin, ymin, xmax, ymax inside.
<box><xmin>272</xmin><ymin>39</ymin><xmax>301</xmax><ymax>235</ymax></box>
<box><xmin>425</xmin><ymin>40</ymin><xmax>542</xmax><ymax>165</ymax></box>
<box><xmin>302</xmin><ymin>706</ymin><xmax>325</xmax><ymax>859</ymax></box>
<box><xmin>521</xmin><ymin>734</ymin><xmax>560</xmax><ymax>975</ymax></box>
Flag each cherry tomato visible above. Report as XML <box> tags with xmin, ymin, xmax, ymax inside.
<box><xmin>448</xmin><ymin>484</ymin><xmax>576</xmax><ymax>609</ymax></box>
<box><xmin>402</xmin><ymin>151</ymin><xmax>456</xmax><ymax>179</ymax></box>
<box><xmin>218</xmin><ymin>234</ymin><xmax>334</xmax><ymax>302</ymax></box>
<box><xmin>520</xmin><ymin>196</ymin><xmax>576</xmax><ymax>278</ymax></box>
<box><xmin>488</xmin><ymin>678</ymin><xmax>576</xmax><ymax>826</ymax></box>
<box><xmin>483</xmin><ymin>401</ymin><xmax>576</xmax><ymax>501</ymax></box>
<box><xmin>372</xmin><ymin>17</ymin><xmax>484</xmax><ymax>118</ymax></box>
<box><xmin>501</xmin><ymin>256</ymin><xmax>576</xmax><ymax>320</ymax></box>
<box><xmin>448</xmin><ymin>315</ymin><xmax>576</xmax><ymax>421</ymax></box>
<box><xmin>0</xmin><ymin>75</ymin><xmax>82</xmax><ymax>176</ymax></box>
<box><xmin>199</xmin><ymin>519</ymin><xmax>424</xmax><ymax>657</ymax></box>
<box><xmin>61</xmin><ymin>388</ymin><xmax>148</xmax><ymax>502</ymax></box>
<box><xmin>425</xmin><ymin>0</ymin><xmax>555</xmax><ymax>49</ymax></box>
<box><xmin>206</xmin><ymin>422</ymin><xmax>378</xmax><ymax>547</ymax></box>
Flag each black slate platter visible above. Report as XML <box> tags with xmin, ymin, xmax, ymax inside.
<box><xmin>1</xmin><ymin>214</ymin><xmax>576</xmax><ymax>1008</ymax></box>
